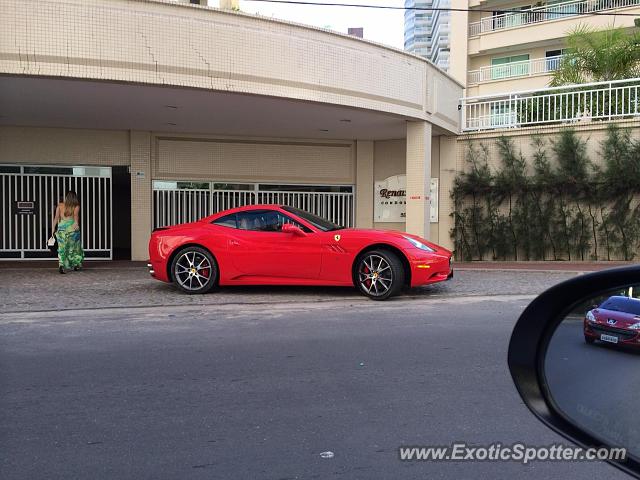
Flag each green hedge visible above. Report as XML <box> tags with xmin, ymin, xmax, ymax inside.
<box><xmin>450</xmin><ymin>125</ymin><xmax>640</xmax><ymax>261</ymax></box>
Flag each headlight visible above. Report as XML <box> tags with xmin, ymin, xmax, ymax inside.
<box><xmin>403</xmin><ymin>236</ymin><xmax>435</xmax><ymax>253</ymax></box>
<box><xmin>628</xmin><ymin>322</ymin><xmax>640</xmax><ymax>330</ymax></box>
<box><xmin>586</xmin><ymin>311</ymin><xmax>597</xmax><ymax>323</ymax></box>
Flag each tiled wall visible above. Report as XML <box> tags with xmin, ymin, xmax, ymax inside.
<box><xmin>0</xmin><ymin>127</ymin><xmax>130</xmax><ymax>166</ymax></box>
<box><xmin>154</xmin><ymin>137</ymin><xmax>354</xmax><ymax>184</ymax></box>
<box><xmin>0</xmin><ymin>0</ymin><xmax>461</xmax><ymax>132</ymax></box>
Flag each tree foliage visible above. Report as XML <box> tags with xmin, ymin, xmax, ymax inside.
<box><xmin>450</xmin><ymin>125</ymin><xmax>640</xmax><ymax>261</ymax></box>
<box><xmin>550</xmin><ymin>24</ymin><xmax>640</xmax><ymax>86</ymax></box>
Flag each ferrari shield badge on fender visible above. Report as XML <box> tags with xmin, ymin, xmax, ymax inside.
<box><xmin>334</xmin><ymin>234</ymin><xmax>341</xmax><ymax>242</ymax></box>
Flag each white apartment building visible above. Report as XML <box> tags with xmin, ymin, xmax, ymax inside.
<box><xmin>404</xmin><ymin>0</ymin><xmax>453</xmax><ymax>71</ymax></box>
<box><xmin>405</xmin><ymin>0</ymin><xmax>640</xmax><ymax>95</ymax></box>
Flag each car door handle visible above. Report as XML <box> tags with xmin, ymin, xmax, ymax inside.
<box><xmin>229</xmin><ymin>239</ymin><xmax>240</xmax><ymax>247</ymax></box>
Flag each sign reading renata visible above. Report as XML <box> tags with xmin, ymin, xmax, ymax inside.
<box><xmin>374</xmin><ymin>175</ymin><xmax>439</xmax><ymax>223</ymax></box>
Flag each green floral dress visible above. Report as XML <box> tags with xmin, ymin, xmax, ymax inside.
<box><xmin>56</xmin><ymin>218</ymin><xmax>84</xmax><ymax>269</ymax></box>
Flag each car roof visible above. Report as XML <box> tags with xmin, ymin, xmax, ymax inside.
<box><xmin>603</xmin><ymin>295</ymin><xmax>640</xmax><ymax>303</ymax></box>
<box><xmin>206</xmin><ymin>204</ymin><xmax>283</xmax><ymax>218</ymax></box>
<box><xmin>202</xmin><ymin>204</ymin><xmax>321</xmax><ymax>232</ymax></box>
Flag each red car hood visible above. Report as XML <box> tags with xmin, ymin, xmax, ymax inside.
<box><xmin>337</xmin><ymin>229</ymin><xmax>451</xmax><ymax>255</ymax></box>
<box><xmin>593</xmin><ymin>309</ymin><xmax>640</xmax><ymax>329</ymax></box>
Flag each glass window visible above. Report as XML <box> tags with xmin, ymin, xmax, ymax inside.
<box><xmin>600</xmin><ymin>297</ymin><xmax>640</xmax><ymax>316</ymax></box>
<box><xmin>258</xmin><ymin>184</ymin><xmax>353</xmax><ymax>193</ymax></box>
<box><xmin>212</xmin><ymin>183</ymin><xmax>254</xmax><ymax>191</ymax></box>
<box><xmin>491</xmin><ymin>54</ymin><xmax>530</xmax><ymax>80</ymax></box>
<box><xmin>0</xmin><ymin>165</ymin><xmax>21</xmax><ymax>173</ymax></box>
<box><xmin>24</xmin><ymin>166</ymin><xmax>74</xmax><ymax>175</ymax></box>
<box><xmin>212</xmin><ymin>214</ymin><xmax>237</xmax><ymax>229</ymax></box>
<box><xmin>545</xmin><ymin>49</ymin><xmax>566</xmax><ymax>71</ymax></box>
<box><xmin>21</xmin><ymin>166</ymin><xmax>112</xmax><ymax>177</ymax></box>
<box><xmin>153</xmin><ymin>181</ymin><xmax>209</xmax><ymax>190</ymax></box>
<box><xmin>236</xmin><ymin>210</ymin><xmax>311</xmax><ymax>233</ymax></box>
<box><xmin>282</xmin><ymin>206</ymin><xmax>342</xmax><ymax>232</ymax></box>
<box><xmin>490</xmin><ymin>104</ymin><xmax>516</xmax><ymax>127</ymax></box>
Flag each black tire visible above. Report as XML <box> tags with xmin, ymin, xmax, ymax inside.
<box><xmin>585</xmin><ymin>336</ymin><xmax>596</xmax><ymax>345</ymax></box>
<box><xmin>355</xmin><ymin>249</ymin><xmax>405</xmax><ymax>300</ymax></box>
<box><xmin>170</xmin><ymin>246</ymin><xmax>218</xmax><ymax>294</ymax></box>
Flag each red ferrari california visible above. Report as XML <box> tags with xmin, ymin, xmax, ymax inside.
<box><xmin>148</xmin><ymin>205</ymin><xmax>452</xmax><ymax>300</ymax></box>
<box><xmin>584</xmin><ymin>295</ymin><xmax>640</xmax><ymax>348</ymax></box>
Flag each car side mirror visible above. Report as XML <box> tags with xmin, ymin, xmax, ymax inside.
<box><xmin>509</xmin><ymin>265</ymin><xmax>640</xmax><ymax>478</ymax></box>
<box><xmin>281</xmin><ymin>223</ymin><xmax>306</xmax><ymax>236</ymax></box>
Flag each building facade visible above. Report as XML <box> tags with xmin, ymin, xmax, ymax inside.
<box><xmin>404</xmin><ymin>0</ymin><xmax>453</xmax><ymax>71</ymax></box>
<box><xmin>462</xmin><ymin>0</ymin><xmax>640</xmax><ymax>96</ymax></box>
<box><xmin>2</xmin><ymin>0</ymin><xmax>639</xmax><ymax>263</ymax></box>
<box><xmin>405</xmin><ymin>0</ymin><xmax>640</xmax><ymax>93</ymax></box>
<box><xmin>0</xmin><ymin>0</ymin><xmax>462</xmax><ymax>261</ymax></box>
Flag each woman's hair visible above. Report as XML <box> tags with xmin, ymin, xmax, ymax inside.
<box><xmin>64</xmin><ymin>191</ymin><xmax>80</xmax><ymax>217</ymax></box>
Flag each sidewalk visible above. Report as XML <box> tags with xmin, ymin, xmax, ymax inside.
<box><xmin>0</xmin><ymin>266</ymin><xmax>576</xmax><ymax>314</ymax></box>
<box><xmin>454</xmin><ymin>261</ymin><xmax>635</xmax><ymax>272</ymax></box>
<box><xmin>1</xmin><ymin>260</ymin><xmax>635</xmax><ymax>272</ymax></box>
<box><xmin>0</xmin><ymin>260</ymin><xmax>147</xmax><ymax>269</ymax></box>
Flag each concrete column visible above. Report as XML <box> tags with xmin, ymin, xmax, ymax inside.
<box><xmin>355</xmin><ymin>140</ymin><xmax>374</xmax><ymax>228</ymax></box>
<box><xmin>438</xmin><ymin>135</ymin><xmax>457</xmax><ymax>252</ymax></box>
<box><xmin>405</xmin><ymin>121</ymin><xmax>432</xmax><ymax>239</ymax></box>
<box><xmin>448</xmin><ymin>0</ymin><xmax>469</xmax><ymax>86</ymax></box>
<box><xmin>130</xmin><ymin>131</ymin><xmax>152</xmax><ymax>261</ymax></box>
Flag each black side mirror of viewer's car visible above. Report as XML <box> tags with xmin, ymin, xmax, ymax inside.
<box><xmin>509</xmin><ymin>265</ymin><xmax>640</xmax><ymax>478</ymax></box>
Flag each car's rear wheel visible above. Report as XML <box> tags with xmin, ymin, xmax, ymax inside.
<box><xmin>170</xmin><ymin>246</ymin><xmax>218</xmax><ymax>294</ymax></box>
<box><xmin>356</xmin><ymin>249</ymin><xmax>404</xmax><ymax>300</ymax></box>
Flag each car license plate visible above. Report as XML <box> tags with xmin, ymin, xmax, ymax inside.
<box><xmin>600</xmin><ymin>334</ymin><xmax>619</xmax><ymax>344</ymax></box>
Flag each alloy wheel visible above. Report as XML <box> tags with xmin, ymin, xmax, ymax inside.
<box><xmin>174</xmin><ymin>250</ymin><xmax>214</xmax><ymax>292</ymax></box>
<box><xmin>358</xmin><ymin>254</ymin><xmax>393</xmax><ymax>297</ymax></box>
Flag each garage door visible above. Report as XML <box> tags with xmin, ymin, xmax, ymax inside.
<box><xmin>0</xmin><ymin>165</ymin><xmax>112</xmax><ymax>259</ymax></box>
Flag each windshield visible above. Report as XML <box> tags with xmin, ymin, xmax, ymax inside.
<box><xmin>600</xmin><ymin>296</ymin><xmax>640</xmax><ymax>316</ymax></box>
<box><xmin>282</xmin><ymin>206</ymin><xmax>342</xmax><ymax>232</ymax></box>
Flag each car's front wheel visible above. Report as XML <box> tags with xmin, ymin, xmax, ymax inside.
<box><xmin>355</xmin><ymin>249</ymin><xmax>404</xmax><ymax>300</ymax></box>
<box><xmin>585</xmin><ymin>335</ymin><xmax>596</xmax><ymax>345</ymax></box>
<box><xmin>170</xmin><ymin>246</ymin><xmax>218</xmax><ymax>294</ymax></box>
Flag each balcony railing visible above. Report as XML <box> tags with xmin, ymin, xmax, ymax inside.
<box><xmin>468</xmin><ymin>56</ymin><xmax>563</xmax><ymax>85</ymax></box>
<box><xmin>469</xmin><ymin>0</ymin><xmax>640</xmax><ymax>36</ymax></box>
<box><xmin>460</xmin><ymin>78</ymin><xmax>640</xmax><ymax>131</ymax></box>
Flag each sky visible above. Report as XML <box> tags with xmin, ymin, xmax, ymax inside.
<box><xmin>210</xmin><ymin>0</ymin><xmax>406</xmax><ymax>49</ymax></box>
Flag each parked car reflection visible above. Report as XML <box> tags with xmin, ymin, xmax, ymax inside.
<box><xmin>583</xmin><ymin>294</ymin><xmax>640</xmax><ymax>350</ymax></box>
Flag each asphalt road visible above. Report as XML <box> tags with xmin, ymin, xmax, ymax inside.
<box><xmin>546</xmin><ymin>320</ymin><xmax>640</xmax><ymax>458</ymax></box>
<box><xmin>0</xmin><ymin>293</ymin><xmax>629</xmax><ymax>480</ymax></box>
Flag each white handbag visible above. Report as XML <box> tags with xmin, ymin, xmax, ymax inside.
<box><xmin>47</xmin><ymin>236</ymin><xmax>56</xmax><ymax>247</ymax></box>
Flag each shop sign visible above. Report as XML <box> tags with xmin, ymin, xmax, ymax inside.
<box><xmin>13</xmin><ymin>201</ymin><xmax>36</xmax><ymax>215</ymax></box>
<box><xmin>374</xmin><ymin>175</ymin><xmax>438</xmax><ymax>223</ymax></box>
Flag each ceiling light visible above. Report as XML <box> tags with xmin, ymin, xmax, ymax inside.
<box><xmin>339</xmin><ymin>119</ymin><xmax>351</xmax><ymax>123</ymax></box>
<box><xmin>165</xmin><ymin>105</ymin><xmax>178</xmax><ymax>109</ymax></box>
<box><xmin>319</xmin><ymin>129</ymin><xmax>329</xmax><ymax>132</ymax></box>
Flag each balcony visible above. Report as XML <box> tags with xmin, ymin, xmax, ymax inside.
<box><xmin>469</xmin><ymin>0</ymin><xmax>640</xmax><ymax>36</ymax></box>
<box><xmin>468</xmin><ymin>56</ymin><xmax>563</xmax><ymax>85</ymax></box>
<box><xmin>460</xmin><ymin>78</ymin><xmax>640</xmax><ymax>131</ymax></box>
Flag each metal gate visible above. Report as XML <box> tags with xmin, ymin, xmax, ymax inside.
<box><xmin>0</xmin><ymin>165</ymin><xmax>112</xmax><ymax>259</ymax></box>
<box><xmin>153</xmin><ymin>182</ymin><xmax>354</xmax><ymax>229</ymax></box>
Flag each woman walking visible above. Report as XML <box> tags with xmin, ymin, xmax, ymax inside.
<box><xmin>52</xmin><ymin>191</ymin><xmax>84</xmax><ymax>274</ymax></box>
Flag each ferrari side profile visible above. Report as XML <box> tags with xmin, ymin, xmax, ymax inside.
<box><xmin>148</xmin><ymin>205</ymin><xmax>452</xmax><ymax>300</ymax></box>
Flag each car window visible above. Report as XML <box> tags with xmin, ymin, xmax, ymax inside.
<box><xmin>212</xmin><ymin>214</ymin><xmax>237</xmax><ymax>229</ymax></box>
<box><xmin>236</xmin><ymin>210</ymin><xmax>311</xmax><ymax>233</ymax></box>
<box><xmin>282</xmin><ymin>206</ymin><xmax>342</xmax><ymax>231</ymax></box>
<box><xmin>600</xmin><ymin>296</ymin><xmax>640</xmax><ymax>316</ymax></box>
